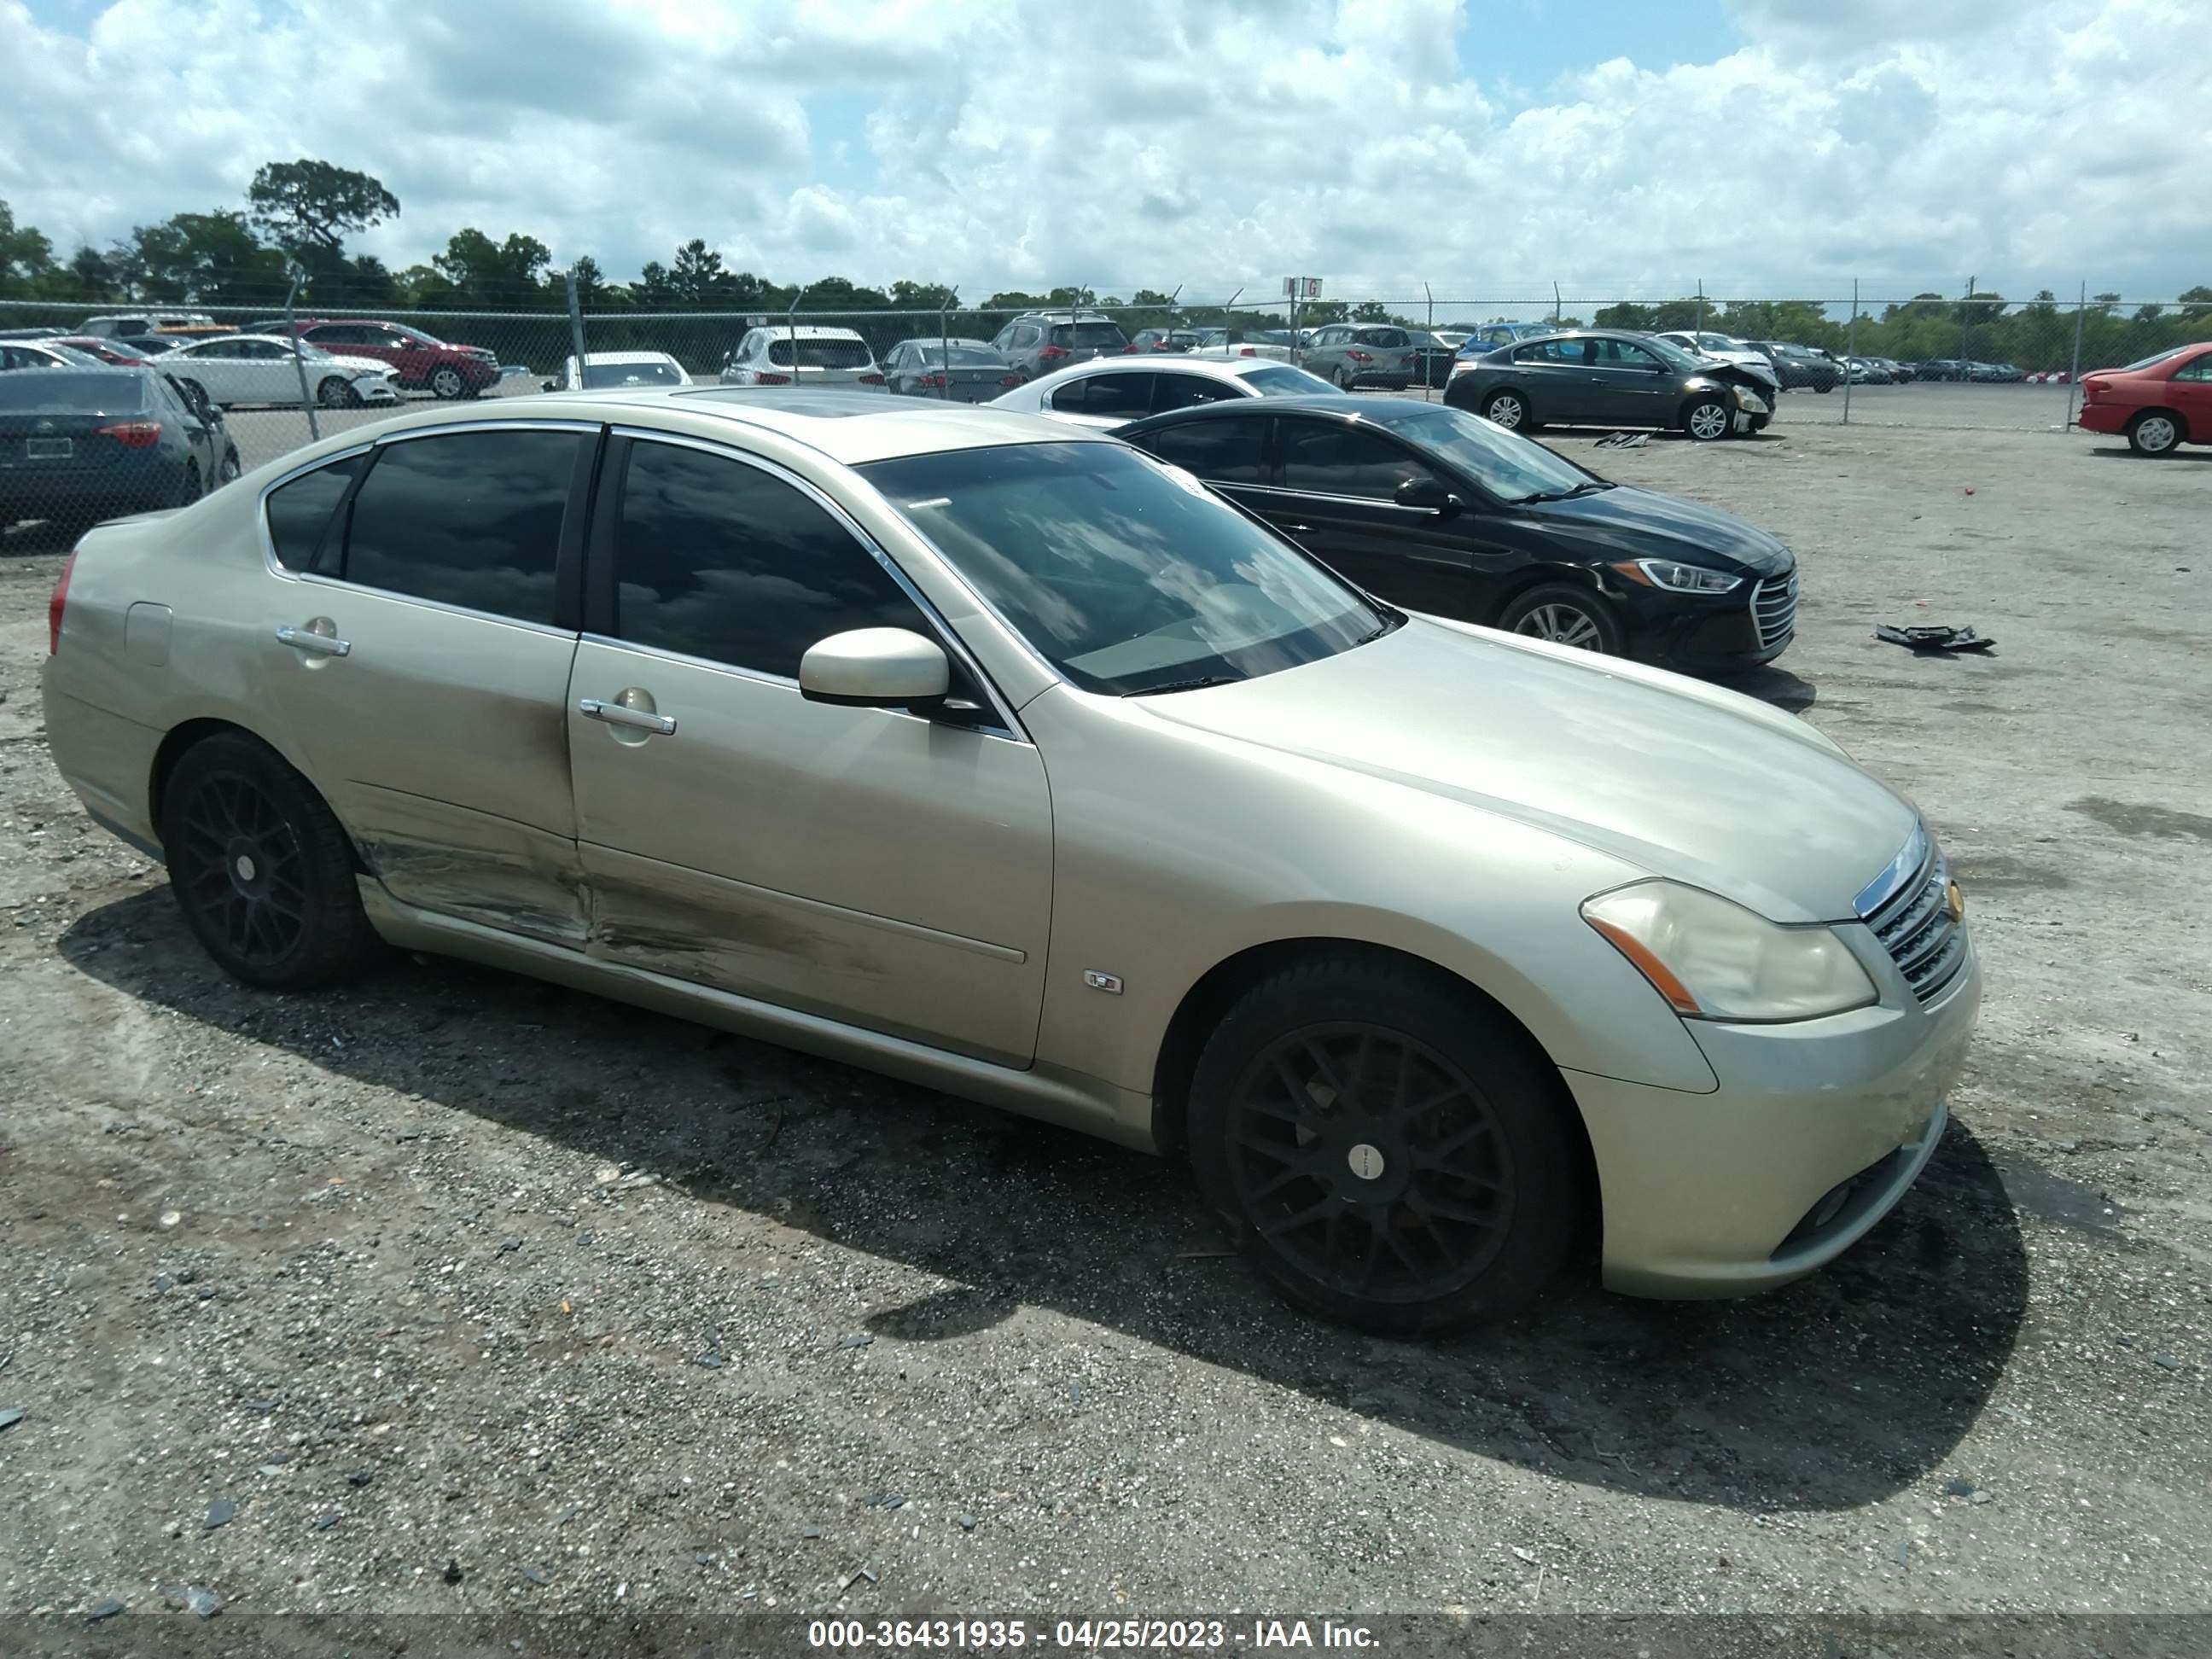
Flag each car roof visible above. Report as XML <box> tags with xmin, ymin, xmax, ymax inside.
<box><xmin>0</xmin><ymin>365</ymin><xmax>152</xmax><ymax>397</ymax></box>
<box><xmin>329</xmin><ymin>386</ymin><xmax>1113</xmax><ymax>466</ymax></box>
<box><xmin>888</xmin><ymin>336</ymin><xmax>995</xmax><ymax>348</ymax></box>
<box><xmin>754</xmin><ymin>324</ymin><xmax>865</xmax><ymax>341</ymax></box>
<box><xmin>1023</xmin><ymin>355</ymin><xmax>1289</xmax><ymax>390</ymax></box>
<box><xmin>576</xmin><ymin>349</ymin><xmax>680</xmax><ymax>364</ymax></box>
<box><xmin>1116</xmin><ymin>392</ymin><xmax>1414</xmax><ymax>434</ymax></box>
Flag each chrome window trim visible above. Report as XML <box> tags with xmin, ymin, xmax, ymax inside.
<box><xmin>607</xmin><ymin>425</ymin><xmax>1030</xmax><ymax>742</ymax></box>
<box><xmin>280</xmin><ymin>572</ymin><xmax>578</xmax><ymax>640</ymax></box>
<box><xmin>1854</xmin><ymin>823</ymin><xmax>1931</xmax><ymax>919</ymax></box>
<box><xmin>1261</xmin><ymin>484</ymin><xmax>1437</xmax><ymax>514</ymax></box>
<box><xmin>255</xmin><ymin>439</ymin><xmax>379</xmax><ymax>576</ymax></box>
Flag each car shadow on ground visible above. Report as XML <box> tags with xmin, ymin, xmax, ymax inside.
<box><xmin>61</xmin><ymin>888</ymin><xmax>2028</xmax><ymax>1513</ymax></box>
<box><xmin>0</xmin><ymin>519</ymin><xmax>79</xmax><ymax>556</ymax></box>
<box><xmin>2087</xmin><ymin>446</ymin><xmax>2212</xmax><ymax>463</ymax></box>
<box><xmin>1715</xmin><ymin>664</ymin><xmax>1818</xmax><ymax>713</ymax></box>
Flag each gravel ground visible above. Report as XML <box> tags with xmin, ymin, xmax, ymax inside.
<box><xmin>0</xmin><ymin>421</ymin><xmax>2208</xmax><ymax>1627</ymax></box>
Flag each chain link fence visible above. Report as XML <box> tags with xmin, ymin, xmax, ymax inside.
<box><xmin>3</xmin><ymin>284</ymin><xmax>2207</xmax><ymax>544</ymax></box>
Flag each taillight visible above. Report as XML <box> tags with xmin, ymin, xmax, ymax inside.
<box><xmin>49</xmin><ymin>546</ymin><xmax>79</xmax><ymax>655</ymax></box>
<box><xmin>858</xmin><ymin>373</ymin><xmax>886</xmax><ymax>385</ymax></box>
<box><xmin>1346</xmin><ymin>350</ymin><xmax>1372</xmax><ymax>363</ymax></box>
<box><xmin>1237</xmin><ymin>346</ymin><xmax>1256</xmax><ymax>357</ymax></box>
<box><xmin>999</xmin><ymin>375</ymin><xmax>1023</xmax><ymax>387</ymax></box>
<box><xmin>96</xmin><ymin>421</ymin><xmax>163</xmax><ymax>448</ymax></box>
<box><xmin>1038</xmin><ymin>345</ymin><xmax>1070</xmax><ymax>361</ymax></box>
<box><xmin>916</xmin><ymin>375</ymin><xmax>948</xmax><ymax>388</ymax></box>
<box><xmin>754</xmin><ymin>371</ymin><xmax>792</xmax><ymax>385</ymax></box>
<box><xmin>2081</xmin><ymin>379</ymin><xmax>2106</xmax><ymax>400</ymax></box>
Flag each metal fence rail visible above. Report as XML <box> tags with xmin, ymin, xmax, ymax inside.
<box><xmin>3</xmin><ymin>283</ymin><xmax>2206</xmax><ymax>545</ymax></box>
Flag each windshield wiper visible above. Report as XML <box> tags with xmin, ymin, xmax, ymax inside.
<box><xmin>1511</xmin><ymin>480</ymin><xmax>1614</xmax><ymax>504</ymax></box>
<box><xmin>1124</xmin><ymin>672</ymin><xmax>1247</xmax><ymax>697</ymax></box>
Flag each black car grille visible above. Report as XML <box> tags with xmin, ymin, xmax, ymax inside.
<box><xmin>1751</xmin><ymin>571</ymin><xmax>1798</xmax><ymax>649</ymax></box>
<box><xmin>1867</xmin><ymin>847</ymin><xmax>1968</xmax><ymax>1003</ymax></box>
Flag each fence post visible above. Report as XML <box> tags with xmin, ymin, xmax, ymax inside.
<box><xmin>1219</xmin><ymin>286</ymin><xmax>1243</xmax><ymax>349</ymax></box>
<box><xmin>1959</xmin><ymin>275</ymin><xmax>1973</xmax><ymax>371</ymax></box>
<box><xmin>2064</xmin><ymin>281</ymin><xmax>2087</xmax><ymax>428</ymax></box>
<box><xmin>564</xmin><ymin>268</ymin><xmax>590</xmax><ymax>390</ymax></box>
<box><xmin>1552</xmin><ymin>282</ymin><xmax>1561</xmax><ymax>326</ymax></box>
<box><xmin>1423</xmin><ymin>282</ymin><xmax>1435</xmax><ymax>401</ymax></box>
<box><xmin>939</xmin><ymin>284</ymin><xmax>958</xmax><ymax>401</ymax></box>
<box><xmin>284</xmin><ymin>268</ymin><xmax>322</xmax><ymax>442</ymax></box>
<box><xmin>1842</xmin><ymin>278</ymin><xmax>1858</xmax><ymax>425</ymax></box>
<box><xmin>1695</xmin><ymin>279</ymin><xmax>1705</xmax><ymax>339</ymax></box>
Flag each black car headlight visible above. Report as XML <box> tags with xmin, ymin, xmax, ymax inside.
<box><xmin>1609</xmin><ymin>559</ymin><xmax>1743</xmax><ymax>594</ymax></box>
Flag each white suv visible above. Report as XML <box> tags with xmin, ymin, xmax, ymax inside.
<box><xmin>718</xmin><ymin>326</ymin><xmax>886</xmax><ymax>389</ymax></box>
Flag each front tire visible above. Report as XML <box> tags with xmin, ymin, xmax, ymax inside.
<box><xmin>1187</xmin><ymin>953</ymin><xmax>1587</xmax><ymax>1335</ymax></box>
<box><xmin>317</xmin><ymin>375</ymin><xmax>363</xmax><ymax>409</ymax></box>
<box><xmin>428</xmin><ymin>365</ymin><xmax>467</xmax><ymax>399</ymax></box>
<box><xmin>2128</xmin><ymin>410</ymin><xmax>2183</xmax><ymax>457</ymax></box>
<box><xmin>1683</xmin><ymin>394</ymin><xmax>1732</xmax><ymax>442</ymax></box>
<box><xmin>1496</xmin><ymin>582</ymin><xmax>1625</xmax><ymax>655</ymax></box>
<box><xmin>159</xmin><ymin>732</ymin><xmax>383</xmax><ymax>990</ymax></box>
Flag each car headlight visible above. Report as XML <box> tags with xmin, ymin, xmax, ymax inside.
<box><xmin>1609</xmin><ymin>559</ymin><xmax>1743</xmax><ymax>594</ymax></box>
<box><xmin>1581</xmin><ymin>881</ymin><xmax>1877</xmax><ymax>1022</ymax></box>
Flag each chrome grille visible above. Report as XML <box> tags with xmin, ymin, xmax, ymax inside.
<box><xmin>1751</xmin><ymin>571</ymin><xmax>1799</xmax><ymax>649</ymax></box>
<box><xmin>1866</xmin><ymin>844</ymin><xmax>1968</xmax><ymax>1003</ymax></box>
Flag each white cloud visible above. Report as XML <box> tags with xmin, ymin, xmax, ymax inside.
<box><xmin>2</xmin><ymin>0</ymin><xmax>2207</xmax><ymax>308</ymax></box>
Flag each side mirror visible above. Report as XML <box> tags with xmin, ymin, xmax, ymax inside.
<box><xmin>1394</xmin><ymin>475</ymin><xmax>1460</xmax><ymax>515</ymax></box>
<box><xmin>800</xmin><ymin>627</ymin><xmax>950</xmax><ymax>709</ymax></box>
<box><xmin>541</xmin><ymin>378</ymin><xmax>558</xmax><ymax>393</ymax></box>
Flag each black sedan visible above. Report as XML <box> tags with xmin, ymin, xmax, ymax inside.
<box><xmin>1444</xmin><ymin>329</ymin><xmax>1778</xmax><ymax>442</ymax></box>
<box><xmin>0</xmin><ymin>367</ymin><xmax>239</xmax><ymax>535</ymax></box>
<box><xmin>1115</xmin><ymin>395</ymin><xmax>1797</xmax><ymax>676</ymax></box>
<box><xmin>878</xmin><ymin>337</ymin><xmax>1024</xmax><ymax>402</ymax></box>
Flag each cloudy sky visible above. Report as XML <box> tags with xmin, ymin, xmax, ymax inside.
<box><xmin>3</xmin><ymin>0</ymin><xmax>2208</xmax><ymax>307</ymax></box>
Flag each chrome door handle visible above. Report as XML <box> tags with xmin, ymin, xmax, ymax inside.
<box><xmin>276</xmin><ymin>625</ymin><xmax>350</xmax><ymax>657</ymax></box>
<box><xmin>579</xmin><ymin>697</ymin><xmax>676</xmax><ymax>736</ymax></box>
<box><xmin>1284</xmin><ymin>522</ymin><xmax>1315</xmax><ymax>534</ymax></box>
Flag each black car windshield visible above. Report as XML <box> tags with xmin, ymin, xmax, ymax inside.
<box><xmin>859</xmin><ymin>442</ymin><xmax>1388</xmax><ymax>696</ymax></box>
<box><xmin>0</xmin><ymin>370</ymin><xmax>149</xmax><ymax>412</ymax></box>
<box><xmin>1359</xmin><ymin>404</ymin><xmax>1598</xmax><ymax>502</ymax></box>
<box><xmin>582</xmin><ymin>359</ymin><xmax>684</xmax><ymax>387</ymax></box>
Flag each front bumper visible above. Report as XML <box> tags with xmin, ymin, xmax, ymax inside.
<box><xmin>1569</xmin><ymin>933</ymin><xmax>1981</xmax><ymax>1298</ymax></box>
<box><xmin>1611</xmin><ymin>568</ymin><xmax>1796</xmax><ymax>676</ymax></box>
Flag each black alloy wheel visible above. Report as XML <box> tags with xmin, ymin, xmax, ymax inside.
<box><xmin>159</xmin><ymin>733</ymin><xmax>383</xmax><ymax>989</ymax></box>
<box><xmin>1187</xmin><ymin>954</ymin><xmax>1586</xmax><ymax>1334</ymax></box>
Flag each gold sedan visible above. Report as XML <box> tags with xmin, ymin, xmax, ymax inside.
<box><xmin>41</xmin><ymin>388</ymin><xmax>1978</xmax><ymax>1333</ymax></box>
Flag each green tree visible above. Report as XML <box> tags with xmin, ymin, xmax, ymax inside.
<box><xmin>247</xmin><ymin>159</ymin><xmax>400</xmax><ymax>259</ymax></box>
<box><xmin>119</xmin><ymin>210</ymin><xmax>286</xmax><ymax>302</ymax></box>
<box><xmin>431</xmin><ymin>228</ymin><xmax>553</xmax><ymax>306</ymax></box>
<box><xmin>0</xmin><ymin>200</ymin><xmax>57</xmax><ymax>294</ymax></box>
<box><xmin>670</xmin><ymin>239</ymin><xmax>726</xmax><ymax>306</ymax></box>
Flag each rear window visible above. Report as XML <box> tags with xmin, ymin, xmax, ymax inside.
<box><xmin>925</xmin><ymin>343</ymin><xmax>1004</xmax><ymax>365</ymax></box>
<box><xmin>1237</xmin><ymin>364</ymin><xmax>1341</xmax><ymax>396</ymax></box>
<box><xmin>581</xmin><ymin>360</ymin><xmax>685</xmax><ymax>388</ymax></box>
<box><xmin>0</xmin><ymin>371</ymin><xmax>148</xmax><ymax>412</ymax></box>
<box><xmin>1050</xmin><ymin>323</ymin><xmax>1129</xmax><ymax>350</ymax></box>
<box><xmin>766</xmin><ymin>338</ymin><xmax>872</xmax><ymax>369</ymax></box>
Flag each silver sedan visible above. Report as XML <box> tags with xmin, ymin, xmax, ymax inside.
<box><xmin>43</xmin><ymin>387</ymin><xmax>1977</xmax><ymax>1333</ymax></box>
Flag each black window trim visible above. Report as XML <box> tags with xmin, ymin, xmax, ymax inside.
<box><xmin>259</xmin><ymin>419</ymin><xmax>599</xmax><ymax>638</ymax></box>
<box><xmin>585</xmin><ymin>425</ymin><xmax>1029</xmax><ymax>742</ymax></box>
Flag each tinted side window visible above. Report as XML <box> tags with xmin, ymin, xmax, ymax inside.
<box><xmin>614</xmin><ymin>440</ymin><xmax>928</xmax><ymax>678</ymax></box>
<box><xmin>1152</xmin><ymin>373</ymin><xmax>1237</xmax><ymax>412</ymax></box>
<box><xmin>1053</xmin><ymin>373</ymin><xmax>1151</xmax><ymax>420</ymax></box>
<box><xmin>1279</xmin><ymin>421</ymin><xmax>1441</xmax><ymax>498</ymax></box>
<box><xmin>1143</xmin><ymin>417</ymin><xmax>1269</xmax><ymax>484</ymax></box>
<box><xmin>264</xmin><ymin>454</ymin><xmax>364</xmax><ymax>572</ymax></box>
<box><xmin>2172</xmin><ymin>356</ymin><xmax>2212</xmax><ymax>382</ymax></box>
<box><xmin>339</xmin><ymin>431</ymin><xmax>579</xmax><ymax>622</ymax></box>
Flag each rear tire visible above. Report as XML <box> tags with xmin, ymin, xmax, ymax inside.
<box><xmin>158</xmin><ymin>732</ymin><xmax>384</xmax><ymax>990</ymax></box>
<box><xmin>1335</xmin><ymin>365</ymin><xmax>1357</xmax><ymax>390</ymax></box>
<box><xmin>173</xmin><ymin>460</ymin><xmax>201</xmax><ymax>507</ymax></box>
<box><xmin>1186</xmin><ymin>952</ymin><xmax>1587</xmax><ymax>1335</ymax></box>
<box><xmin>2128</xmin><ymin>410</ymin><xmax>2183</xmax><ymax>457</ymax></box>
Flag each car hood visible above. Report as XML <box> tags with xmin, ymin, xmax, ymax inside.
<box><xmin>1137</xmin><ymin>616</ymin><xmax>1915</xmax><ymax>923</ymax></box>
<box><xmin>1517</xmin><ymin>484</ymin><xmax>1792</xmax><ymax>577</ymax></box>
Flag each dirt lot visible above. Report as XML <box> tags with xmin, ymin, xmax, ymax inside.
<box><xmin>0</xmin><ymin>421</ymin><xmax>2208</xmax><ymax>1627</ymax></box>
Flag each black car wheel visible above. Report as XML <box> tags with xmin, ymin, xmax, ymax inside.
<box><xmin>159</xmin><ymin>732</ymin><xmax>383</xmax><ymax>990</ymax></box>
<box><xmin>1498</xmin><ymin>583</ymin><xmax>1624</xmax><ymax>654</ymax></box>
<box><xmin>317</xmin><ymin>375</ymin><xmax>363</xmax><ymax>409</ymax></box>
<box><xmin>1335</xmin><ymin>364</ymin><xmax>1358</xmax><ymax>390</ymax></box>
<box><xmin>218</xmin><ymin>447</ymin><xmax>242</xmax><ymax>486</ymax></box>
<box><xmin>172</xmin><ymin>459</ymin><xmax>202</xmax><ymax>508</ymax></box>
<box><xmin>1480</xmin><ymin>388</ymin><xmax>1528</xmax><ymax>430</ymax></box>
<box><xmin>1815</xmin><ymin>381</ymin><xmax>1835</xmax><ymax>394</ymax></box>
<box><xmin>1186</xmin><ymin>952</ymin><xmax>1586</xmax><ymax>1334</ymax></box>
<box><xmin>1682</xmin><ymin>394</ymin><xmax>1732</xmax><ymax>442</ymax></box>
<box><xmin>428</xmin><ymin>365</ymin><xmax>467</xmax><ymax>399</ymax></box>
<box><xmin>2128</xmin><ymin>411</ymin><xmax>2183</xmax><ymax>457</ymax></box>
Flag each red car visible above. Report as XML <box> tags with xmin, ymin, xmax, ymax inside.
<box><xmin>273</xmin><ymin>318</ymin><xmax>499</xmax><ymax>399</ymax></box>
<box><xmin>41</xmin><ymin>335</ymin><xmax>160</xmax><ymax>366</ymax></box>
<box><xmin>2076</xmin><ymin>342</ymin><xmax>2212</xmax><ymax>456</ymax></box>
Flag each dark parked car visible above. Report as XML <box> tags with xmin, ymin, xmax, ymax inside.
<box><xmin>1128</xmin><ymin>329</ymin><xmax>1202</xmax><ymax>353</ymax></box>
<box><xmin>115</xmin><ymin>335</ymin><xmax>189</xmax><ymax>357</ymax></box>
<box><xmin>987</xmin><ymin>311</ymin><xmax>1132</xmax><ymax>381</ymax></box>
<box><xmin>1913</xmin><ymin>359</ymin><xmax>1970</xmax><ymax>381</ymax></box>
<box><xmin>0</xmin><ymin>367</ymin><xmax>238</xmax><ymax>534</ymax></box>
<box><xmin>1115</xmin><ymin>395</ymin><xmax>1797</xmax><ymax>676</ymax></box>
<box><xmin>39</xmin><ymin>335</ymin><xmax>163</xmax><ymax>367</ymax></box>
<box><xmin>271</xmin><ymin>318</ymin><xmax>499</xmax><ymax>399</ymax></box>
<box><xmin>1445</xmin><ymin>329</ymin><xmax>1777</xmax><ymax>441</ymax></box>
<box><xmin>1744</xmin><ymin>341</ymin><xmax>1842</xmax><ymax>393</ymax></box>
<box><xmin>878</xmin><ymin>338</ymin><xmax>1024</xmax><ymax>402</ymax></box>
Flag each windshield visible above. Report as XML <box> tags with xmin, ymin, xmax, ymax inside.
<box><xmin>582</xmin><ymin>359</ymin><xmax>684</xmax><ymax>387</ymax></box>
<box><xmin>1360</xmin><ymin>404</ymin><xmax>1596</xmax><ymax>502</ymax></box>
<box><xmin>1237</xmin><ymin>364</ymin><xmax>1342</xmax><ymax>395</ymax></box>
<box><xmin>1049</xmin><ymin>322</ymin><xmax>1129</xmax><ymax>350</ymax></box>
<box><xmin>0</xmin><ymin>371</ymin><xmax>149</xmax><ymax>412</ymax></box>
<box><xmin>767</xmin><ymin>337</ymin><xmax>872</xmax><ymax>369</ymax></box>
<box><xmin>859</xmin><ymin>442</ymin><xmax>1388</xmax><ymax>696</ymax></box>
